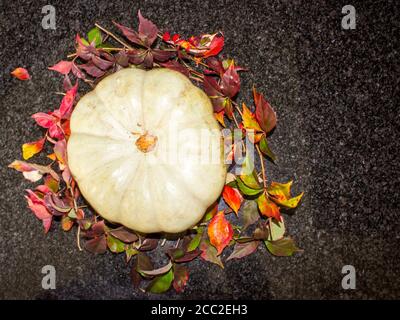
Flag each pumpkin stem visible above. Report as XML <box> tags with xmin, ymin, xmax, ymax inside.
<box><xmin>135</xmin><ymin>132</ymin><xmax>158</xmax><ymax>153</ymax></box>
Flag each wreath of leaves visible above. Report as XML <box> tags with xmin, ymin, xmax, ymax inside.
<box><xmin>9</xmin><ymin>10</ymin><xmax>304</xmax><ymax>294</ymax></box>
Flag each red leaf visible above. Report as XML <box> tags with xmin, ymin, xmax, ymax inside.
<box><xmin>79</xmin><ymin>62</ymin><xmax>105</xmax><ymax>78</ymax></box>
<box><xmin>48</xmin><ymin>61</ymin><xmax>72</xmax><ymax>75</ymax></box>
<box><xmin>159</xmin><ymin>60</ymin><xmax>190</xmax><ymax>77</ymax></box>
<box><xmin>11</xmin><ymin>67</ymin><xmax>30</xmax><ymax>80</ymax></box>
<box><xmin>42</xmin><ymin>217</ymin><xmax>52</xmax><ymax>233</ymax></box>
<box><xmin>59</xmin><ymin>83</ymin><xmax>78</xmax><ymax>118</ymax></box>
<box><xmin>113</xmin><ymin>22</ymin><xmax>142</xmax><ymax>46</ymax></box>
<box><xmin>222</xmin><ymin>185</ymin><xmax>243</xmax><ymax>215</ymax></box>
<box><xmin>254</xmin><ymin>87</ymin><xmax>277</xmax><ymax>134</ymax></box>
<box><xmin>221</xmin><ymin>63</ymin><xmax>240</xmax><ymax>98</ymax></box>
<box><xmin>227</xmin><ymin>241</ymin><xmax>260</xmax><ymax>261</ymax></box>
<box><xmin>92</xmin><ymin>55</ymin><xmax>114</xmax><ymax>70</ymax></box>
<box><xmin>173</xmin><ymin>264</ymin><xmax>189</xmax><ymax>293</ymax></box>
<box><xmin>25</xmin><ymin>190</ymin><xmax>53</xmax><ymax>233</ymax></box>
<box><xmin>162</xmin><ymin>32</ymin><xmax>170</xmax><ymax>42</ymax></box>
<box><xmin>203</xmin><ymin>76</ymin><xmax>225</xmax><ymax>112</ymax></box>
<box><xmin>138</xmin><ymin>10</ymin><xmax>158</xmax><ymax>47</ymax></box>
<box><xmin>207</xmin><ymin>211</ymin><xmax>233</xmax><ymax>255</ymax></box>
<box><xmin>31</xmin><ymin>112</ymin><xmax>55</xmax><ymax>128</ymax></box>
<box><xmin>203</xmin><ymin>34</ymin><xmax>224</xmax><ymax>58</ymax></box>
<box><xmin>152</xmin><ymin>49</ymin><xmax>175</xmax><ymax>62</ymax></box>
<box><xmin>71</xmin><ymin>62</ymin><xmax>86</xmax><ymax>79</ymax></box>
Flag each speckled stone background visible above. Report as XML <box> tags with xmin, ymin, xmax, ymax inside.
<box><xmin>0</xmin><ymin>0</ymin><xmax>399</xmax><ymax>299</ymax></box>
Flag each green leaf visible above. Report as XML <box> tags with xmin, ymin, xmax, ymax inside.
<box><xmin>80</xmin><ymin>38</ymin><xmax>90</xmax><ymax>46</ymax></box>
<box><xmin>87</xmin><ymin>27</ymin><xmax>102</xmax><ymax>47</ymax></box>
<box><xmin>187</xmin><ymin>226</ymin><xmax>204</xmax><ymax>252</ymax></box>
<box><xmin>265</xmin><ymin>237</ymin><xmax>300</xmax><ymax>257</ymax></box>
<box><xmin>106</xmin><ymin>234</ymin><xmax>125</xmax><ymax>253</ymax></box>
<box><xmin>125</xmin><ymin>245</ymin><xmax>138</xmax><ymax>262</ymax></box>
<box><xmin>269</xmin><ymin>218</ymin><xmax>285</xmax><ymax>241</ymax></box>
<box><xmin>240</xmin><ymin>200</ymin><xmax>260</xmax><ymax>230</ymax></box>
<box><xmin>259</xmin><ymin>135</ymin><xmax>276</xmax><ymax>162</ymax></box>
<box><xmin>146</xmin><ymin>269</ymin><xmax>174</xmax><ymax>294</ymax></box>
<box><xmin>237</xmin><ymin>178</ymin><xmax>263</xmax><ymax>197</ymax></box>
<box><xmin>239</xmin><ymin>170</ymin><xmax>261</xmax><ymax>190</ymax></box>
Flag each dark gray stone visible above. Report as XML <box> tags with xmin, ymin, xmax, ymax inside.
<box><xmin>0</xmin><ymin>0</ymin><xmax>399</xmax><ymax>299</ymax></box>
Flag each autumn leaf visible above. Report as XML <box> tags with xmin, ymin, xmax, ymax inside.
<box><xmin>222</xmin><ymin>185</ymin><xmax>243</xmax><ymax>215</ymax></box>
<box><xmin>173</xmin><ymin>264</ymin><xmax>189</xmax><ymax>293</ymax></box>
<box><xmin>48</xmin><ymin>61</ymin><xmax>72</xmax><ymax>75</ymax></box>
<box><xmin>269</xmin><ymin>218</ymin><xmax>286</xmax><ymax>241</ymax></box>
<box><xmin>106</xmin><ymin>234</ymin><xmax>125</xmax><ymax>253</ymax></box>
<box><xmin>220</xmin><ymin>62</ymin><xmax>240</xmax><ymax>98</ymax></box>
<box><xmin>22</xmin><ymin>137</ymin><xmax>45</xmax><ymax>160</ymax></box>
<box><xmin>236</xmin><ymin>178</ymin><xmax>263</xmax><ymax>197</ymax></box>
<box><xmin>268</xmin><ymin>181</ymin><xmax>304</xmax><ymax>209</ymax></box>
<box><xmin>265</xmin><ymin>237</ymin><xmax>300</xmax><ymax>257</ymax></box>
<box><xmin>257</xmin><ymin>193</ymin><xmax>282</xmax><ymax>222</ymax></box>
<box><xmin>187</xmin><ymin>227</ymin><xmax>204</xmax><ymax>252</ymax></box>
<box><xmin>241</xmin><ymin>200</ymin><xmax>260</xmax><ymax>230</ymax></box>
<box><xmin>137</xmin><ymin>10</ymin><xmax>158</xmax><ymax>47</ymax></box>
<box><xmin>259</xmin><ymin>135</ymin><xmax>276</xmax><ymax>162</ymax></box>
<box><xmin>109</xmin><ymin>226</ymin><xmax>138</xmax><ymax>243</ymax></box>
<box><xmin>61</xmin><ymin>216</ymin><xmax>74</xmax><ymax>231</ymax></box>
<box><xmin>11</xmin><ymin>67</ymin><xmax>30</xmax><ymax>80</ymax></box>
<box><xmin>9</xmin><ymin>160</ymin><xmax>59</xmax><ymax>182</ymax></box>
<box><xmin>25</xmin><ymin>190</ymin><xmax>53</xmax><ymax>233</ymax></box>
<box><xmin>84</xmin><ymin>235</ymin><xmax>107</xmax><ymax>254</ymax></box>
<box><xmin>199</xmin><ymin>240</ymin><xmax>224</xmax><ymax>268</ymax></box>
<box><xmin>146</xmin><ymin>269</ymin><xmax>174</xmax><ymax>294</ymax></box>
<box><xmin>254</xmin><ymin>87</ymin><xmax>277</xmax><ymax>134</ymax></box>
<box><xmin>227</xmin><ymin>240</ymin><xmax>259</xmax><ymax>261</ymax></box>
<box><xmin>59</xmin><ymin>83</ymin><xmax>78</xmax><ymax>118</ymax></box>
<box><xmin>214</xmin><ymin>110</ymin><xmax>225</xmax><ymax>127</ymax></box>
<box><xmin>208</xmin><ymin>211</ymin><xmax>233</xmax><ymax>255</ymax></box>
<box><xmin>159</xmin><ymin>60</ymin><xmax>189</xmax><ymax>77</ymax></box>
<box><xmin>242</xmin><ymin>103</ymin><xmax>262</xmax><ymax>132</ymax></box>
<box><xmin>202</xmin><ymin>202</ymin><xmax>218</xmax><ymax>222</ymax></box>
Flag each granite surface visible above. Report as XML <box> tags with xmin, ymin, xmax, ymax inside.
<box><xmin>0</xmin><ymin>0</ymin><xmax>399</xmax><ymax>299</ymax></box>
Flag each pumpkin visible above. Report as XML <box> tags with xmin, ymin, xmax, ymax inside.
<box><xmin>67</xmin><ymin>68</ymin><xmax>227</xmax><ymax>233</ymax></box>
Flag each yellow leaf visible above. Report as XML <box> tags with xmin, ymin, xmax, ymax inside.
<box><xmin>242</xmin><ymin>103</ymin><xmax>262</xmax><ymax>132</ymax></box>
<box><xmin>22</xmin><ymin>138</ymin><xmax>45</xmax><ymax>160</ymax></box>
<box><xmin>268</xmin><ymin>181</ymin><xmax>303</xmax><ymax>209</ymax></box>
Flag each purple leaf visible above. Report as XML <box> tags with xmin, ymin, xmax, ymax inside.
<box><xmin>138</xmin><ymin>10</ymin><xmax>158</xmax><ymax>47</ymax></box>
<box><xmin>92</xmin><ymin>55</ymin><xmax>114</xmax><ymax>70</ymax></box>
<box><xmin>113</xmin><ymin>21</ymin><xmax>142</xmax><ymax>46</ymax></box>
<box><xmin>79</xmin><ymin>62</ymin><xmax>105</xmax><ymax>78</ymax></box>
<box><xmin>84</xmin><ymin>235</ymin><xmax>107</xmax><ymax>254</ymax></box>
<box><xmin>109</xmin><ymin>226</ymin><xmax>138</xmax><ymax>243</ymax></box>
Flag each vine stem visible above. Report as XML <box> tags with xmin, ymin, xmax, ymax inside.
<box><xmin>95</xmin><ymin>23</ymin><xmax>133</xmax><ymax>50</ymax></box>
<box><xmin>256</xmin><ymin>144</ymin><xmax>267</xmax><ymax>189</ymax></box>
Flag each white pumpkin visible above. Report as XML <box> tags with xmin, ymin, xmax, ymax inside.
<box><xmin>67</xmin><ymin>68</ymin><xmax>226</xmax><ymax>233</ymax></box>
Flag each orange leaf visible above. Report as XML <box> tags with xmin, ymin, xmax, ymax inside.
<box><xmin>22</xmin><ymin>137</ymin><xmax>45</xmax><ymax>160</ymax></box>
<box><xmin>222</xmin><ymin>185</ymin><xmax>242</xmax><ymax>215</ymax></box>
<box><xmin>47</xmin><ymin>153</ymin><xmax>57</xmax><ymax>161</ymax></box>
<box><xmin>214</xmin><ymin>110</ymin><xmax>225</xmax><ymax>127</ymax></box>
<box><xmin>208</xmin><ymin>211</ymin><xmax>233</xmax><ymax>255</ymax></box>
<box><xmin>257</xmin><ymin>193</ymin><xmax>282</xmax><ymax>222</ymax></box>
<box><xmin>11</xmin><ymin>67</ymin><xmax>30</xmax><ymax>80</ymax></box>
<box><xmin>61</xmin><ymin>216</ymin><xmax>74</xmax><ymax>231</ymax></box>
